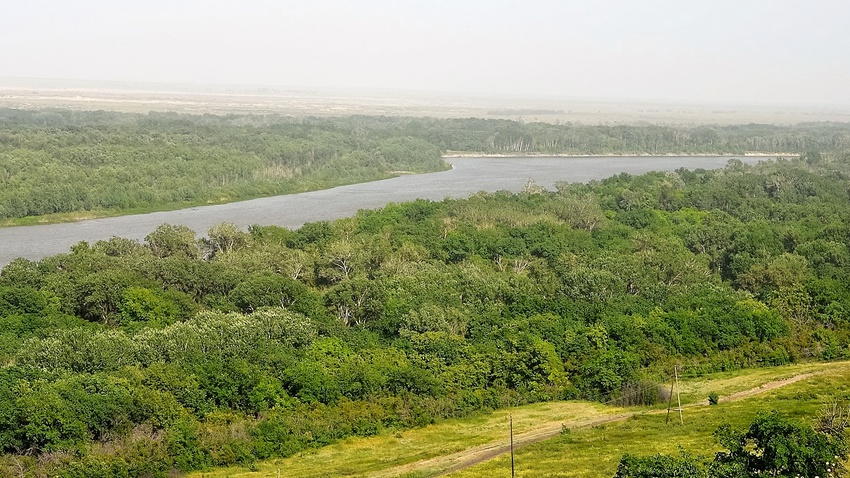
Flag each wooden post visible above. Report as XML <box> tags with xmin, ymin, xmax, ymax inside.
<box><xmin>510</xmin><ymin>414</ymin><xmax>515</xmax><ymax>477</ymax></box>
<box><xmin>675</xmin><ymin>365</ymin><xmax>684</xmax><ymax>425</ymax></box>
<box><xmin>666</xmin><ymin>367</ymin><xmax>676</xmax><ymax>425</ymax></box>
<box><xmin>666</xmin><ymin>365</ymin><xmax>684</xmax><ymax>425</ymax></box>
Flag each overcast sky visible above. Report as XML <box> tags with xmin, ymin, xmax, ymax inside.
<box><xmin>2</xmin><ymin>0</ymin><xmax>849</xmax><ymax>105</ymax></box>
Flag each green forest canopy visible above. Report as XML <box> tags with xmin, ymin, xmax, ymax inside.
<box><xmin>2</xmin><ymin>108</ymin><xmax>850</xmax><ymax>220</ymax></box>
<box><xmin>2</xmin><ymin>151</ymin><xmax>850</xmax><ymax>475</ymax></box>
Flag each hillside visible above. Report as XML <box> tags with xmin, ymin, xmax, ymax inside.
<box><xmin>2</xmin><ymin>154</ymin><xmax>850</xmax><ymax>476</ymax></box>
<box><xmin>186</xmin><ymin>362</ymin><xmax>850</xmax><ymax>477</ymax></box>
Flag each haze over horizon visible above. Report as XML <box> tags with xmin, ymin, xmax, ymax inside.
<box><xmin>3</xmin><ymin>0</ymin><xmax>850</xmax><ymax>107</ymax></box>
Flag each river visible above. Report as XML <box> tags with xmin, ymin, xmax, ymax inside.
<box><xmin>0</xmin><ymin>156</ymin><xmax>761</xmax><ymax>267</ymax></box>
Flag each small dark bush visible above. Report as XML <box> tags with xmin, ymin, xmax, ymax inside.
<box><xmin>613</xmin><ymin>381</ymin><xmax>662</xmax><ymax>406</ymax></box>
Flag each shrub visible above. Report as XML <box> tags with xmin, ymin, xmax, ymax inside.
<box><xmin>613</xmin><ymin>381</ymin><xmax>662</xmax><ymax>406</ymax></box>
<box><xmin>615</xmin><ymin>452</ymin><xmax>704</xmax><ymax>478</ymax></box>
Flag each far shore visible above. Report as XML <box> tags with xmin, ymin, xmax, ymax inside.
<box><xmin>442</xmin><ymin>152</ymin><xmax>798</xmax><ymax>158</ymax></box>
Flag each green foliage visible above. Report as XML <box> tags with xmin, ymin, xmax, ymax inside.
<box><xmin>166</xmin><ymin>419</ymin><xmax>210</xmax><ymax>471</ymax></box>
<box><xmin>711</xmin><ymin>410</ymin><xmax>847</xmax><ymax>478</ymax></box>
<box><xmin>203</xmin><ymin>223</ymin><xmax>251</xmax><ymax>258</ymax></box>
<box><xmin>119</xmin><ymin>286</ymin><xmax>192</xmax><ymax>328</ymax></box>
<box><xmin>0</xmin><ymin>111</ymin><xmax>448</xmax><ymax>221</ymax></box>
<box><xmin>11</xmin><ymin>373</ymin><xmax>136</xmax><ymax>451</ymax></box>
<box><xmin>4</xmin><ymin>109</ymin><xmax>850</xmax><ymax>222</ymax></box>
<box><xmin>6</xmin><ymin>149</ymin><xmax>850</xmax><ymax>475</ymax></box>
<box><xmin>615</xmin><ymin>452</ymin><xmax>705</xmax><ymax>478</ymax></box>
<box><xmin>615</xmin><ymin>411</ymin><xmax>847</xmax><ymax>478</ymax></box>
<box><xmin>145</xmin><ymin>224</ymin><xmax>200</xmax><ymax>260</ymax></box>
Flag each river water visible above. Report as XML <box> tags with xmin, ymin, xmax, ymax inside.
<box><xmin>0</xmin><ymin>156</ymin><xmax>760</xmax><ymax>267</ymax></box>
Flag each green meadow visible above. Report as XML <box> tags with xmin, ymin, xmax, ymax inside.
<box><xmin>191</xmin><ymin>361</ymin><xmax>850</xmax><ymax>478</ymax></box>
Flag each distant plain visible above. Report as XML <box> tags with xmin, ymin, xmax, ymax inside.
<box><xmin>2</xmin><ymin>78</ymin><xmax>849</xmax><ymax>125</ymax></box>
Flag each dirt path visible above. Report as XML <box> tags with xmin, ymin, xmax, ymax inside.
<box><xmin>711</xmin><ymin>372</ymin><xmax>815</xmax><ymax>404</ymax></box>
<box><xmin>369</xmin><ymin>412</ymin><xmax>633</xmax><ymax>478</ymax></box>
<box><xmin>373</xmin><ymin>370</ymin><xmax>825</xmax><ymax>478</ymax></box>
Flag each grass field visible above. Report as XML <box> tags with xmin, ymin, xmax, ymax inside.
<box><xmin>188</xmin><ymin>361</ymin><xmax>850</xmax><ymax>478</ymax></box>
<box><xmin>450</xmin><ymin>362</ymin><xmax>850</xmax><ymax>478</ymax></box>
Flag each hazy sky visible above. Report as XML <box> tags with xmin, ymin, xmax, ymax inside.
<box><xmin>3</xmin><ymin>0</ymin><xmax>849</xmax><ymax>105</ymax></box>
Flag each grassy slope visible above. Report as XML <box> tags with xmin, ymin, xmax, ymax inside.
<box><xmin>450</xmin><ymin>362</ymin><xmax>850</xmax><ymax>478</ymax></box>
<box><xmin>188</xmin><ymin>361</ymin><xmax>849</xmax><ymax>478</ymax></box>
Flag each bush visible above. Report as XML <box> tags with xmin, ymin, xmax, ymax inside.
<box><xmin>712</xmin><ymin>410</ymin><xmax>847</xmax><ymax>478</ymax></box>
<box><xmin>615</xmin><ymin>411</ymin><xmax>848</xmax><ymax>478</ymax></box>
<box><xmin>613</xmin><ymin>381</ymin><xmax>662</xmax><ymax>406</ymax></box>
<box><xmin>615</xmin><ymin>452</ymin><xmax>704</xmax><ymax>478</ymax></box>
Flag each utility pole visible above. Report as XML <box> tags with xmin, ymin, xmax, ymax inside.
<box><xmin>510</xmin><ymin>414</ymin><xmax>515</xmax><ymax>477</ymax></box>
<box><xmin>666</xmin><ymin>365</ymin><xmax>684</xmax><ymax>425</ymax></box>
<box><xmin>675</xmin><ymin>365</ymin><xmax>683</xmax><ymax>425</ymax></box>
<box><xmin>666</xmin><ymin>368</ymin><xmax>675</xmax><ymax>424</ymax></box>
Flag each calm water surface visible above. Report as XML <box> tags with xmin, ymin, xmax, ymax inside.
<box><xmin>0</xmin><ymin>156</ymin><xmax>759</xmax><ymax>266</ymax></box>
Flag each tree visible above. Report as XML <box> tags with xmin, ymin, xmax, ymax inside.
<box><xmin>227</xmin><ymin>272</ymin><xmax>326</xmax><ymax>320</ymax></box>
<box><xmin>119</xmin><ymin>286</ymin><xmax>184</xmax><ymax>327</ymax></box>
<box><xmin>711</xmin><ymin>410</ymin><xmax>846</xmax><ymax>478</ymax></box>
<box><xmin>145</xmin><ymin>224</ymin><xmax>200</xmax><ymax>259</ymax></box>
<box><xmin>77</xmin><ymin>269</ymin><xmax>145</xmax><ymax>324</ymax></box>
<box><xmin>203</xmin><ymin>223</ymin><xmax>251</xmax><ymax>258</ymax></box>
<box><xmin>738</xmin><ymin>253</ymin><xmax>810</xmax><ymax>296</ymax></box>
<box><xmin>615</xmin><ymin>411</ymin><xmax>847</xmax><ymax>478</ymax></box>
<box><xmin>683</xmin><ymin>210</ymin><xmax>737</xmax><ymax>273</ymax></box>
<box><xmin>324</xmin><ymin>277</ymin><xmax>384</xmax><ymax>326</ymax></box>
<box><xmin>550</xmin><ymin>193</ymin><xmax>605</xmax><ymax>231</ymax></box>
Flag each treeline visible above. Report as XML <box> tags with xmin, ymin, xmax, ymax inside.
<box><xmin>0</xmin><ymin>109</ymin><xmax>446</xmax><ymax>219</ymax></box>
<box><xmin>355</xmin><ymin>116</ymin><xmax>850</xmax><ymax>155</ymax></box>
<box><xmin>3</xmin><ymin>108</ymin><xmax>850</xmax><ymax>220</ymax></box>
<box><xmin>2</xmin><ymin>155</ymin><xmax>850</xmax><ymax>475</ymax></box>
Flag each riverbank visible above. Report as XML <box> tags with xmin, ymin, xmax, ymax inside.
<box><xmin>0</xmin><ymin>172</ymin><xmax>404</xmax><ymax>229</ymax></box>
<box><xmin>2</xmin><ymin>152</ymin><xmax>789</xmax><ymax>229</ymax></box>
<box><xmin>442</xmin><ymin>151</ymin><xmax>798</xmax><ymax>158</ymax></box>
<box><xmin>0</xmin><ymin>155</ymin><xmax>760</xmax><ymax>267</ymax></box>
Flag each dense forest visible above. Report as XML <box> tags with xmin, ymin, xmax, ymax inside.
<box><xmin>0</xmin><ymin>109</ymin><xmax>446</xmax><ymax>220</ymax></box>
<box><xmin>2</xmin><ymin>149</ymin><xmax>850</xmax><ymax>475</ymax></box>
<box><xmin>3</xmin><ymin>108</ymin><xmax>850</xmax><ymax>220</ymax></box>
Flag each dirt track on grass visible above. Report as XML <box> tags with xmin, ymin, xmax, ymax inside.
<box><xmin>707</xmin><ymin>372</ymin><xmax>815</xmax><ymax>404</ymax></box>
<box><xmin>372</xmin><ymin>370</ymin><xmax>825</xmax><ymax>477</ymax></box>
